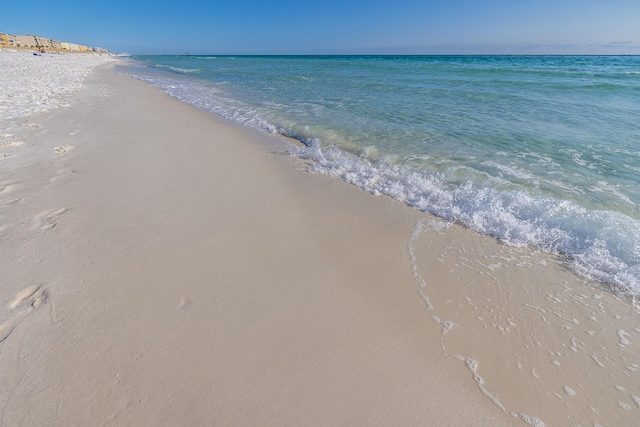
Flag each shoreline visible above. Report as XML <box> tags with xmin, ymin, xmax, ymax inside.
<box><xmin>125</xmin><ymin>55</ymin><xmax>640</xmax><ymax>303</ymax></box>
<box><xmin>0</xmin><ymin>62</ymin><xmax>638</xmax><ymax>425</ymax></box>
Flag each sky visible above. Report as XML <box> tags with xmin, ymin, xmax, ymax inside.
<box><xmin>2</xmin><ymin>0</ymin><xmax>640</xmax><ymax>54</ymax></box>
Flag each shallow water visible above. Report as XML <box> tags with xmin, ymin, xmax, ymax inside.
<box><xmin>126</xmin><ymin>55</ymin><xmax>640</xmax><ymax>300</ymax></box>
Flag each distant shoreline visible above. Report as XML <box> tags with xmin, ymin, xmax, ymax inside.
<box><xmin>0</xmin><ymin>46</ymin><xmax>114</xmax><ymax>55</ymax></box>
<box><xmin>130</xmin><ymin>52</ymin><xmax>640</xmax><ymax>57</ymax></box>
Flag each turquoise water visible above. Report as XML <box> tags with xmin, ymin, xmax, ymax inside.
<box><xmin>125</xmin><ymin>55</ymin><xmax>640</xmax><ymax>299</ymax></box>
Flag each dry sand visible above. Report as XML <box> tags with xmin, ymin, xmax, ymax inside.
<box><xmin>0</xmin><ymin>64</ymin><xmax>638</xmax><ymax>426</ymax></box>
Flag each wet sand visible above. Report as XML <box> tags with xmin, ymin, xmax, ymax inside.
<box><xmin>0</xmin><ymin>63</ymin><xmax>638</xmax><ymax>426</ymax></box>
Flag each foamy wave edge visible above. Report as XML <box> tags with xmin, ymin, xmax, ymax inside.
<box><xmin>154</xmin><ymin>64</ymin><xmax>201</xmax><ymax>74</ymax></box>
<box><xmin>298</xmin><ymin>143</ymin><xmax>640</xmax><ymax>303</ymax></box>
<box><xmin>123</xmin><ymin>71</ymin><xmax>640</xmax><ymax>304</ymax></box>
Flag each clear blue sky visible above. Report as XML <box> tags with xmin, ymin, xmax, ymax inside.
<box><xmin>2</xmin><ymin>0</ymin><xmax>639</xmax><ymax>54</ymax></box>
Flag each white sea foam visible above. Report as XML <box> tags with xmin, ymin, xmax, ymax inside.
<box><xmin>590</xmin><ymin>180</ymin><xmax>635</xmax><ymax>207</ymax></box>
<box><xmin>0</xmin><ymin>50</ymin><xmax>113</xmax><ymax>126</ymax></box>
<box><xmin>154</xmin><ymin>64</ymin><xmax>201</xmax><ymax>74</ymax></box>
<box><xmin>482</xmin><ymin>160</ymin><xmax>539</xmax><ymax>182</ymax></box>
<box><xmin>296</xmin><ymin>142</ymin><xmax>640</xmax><ymax>300</ymax></box>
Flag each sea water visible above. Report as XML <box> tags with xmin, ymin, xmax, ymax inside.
<box><xmin>124</xmin><ymin>55</ymin><xmax>640</xmax><ymax>301</ymax></box>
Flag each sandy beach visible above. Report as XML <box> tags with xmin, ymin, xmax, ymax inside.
<box><xmin>1</xmin><ymin>54</ymin><xmax>639</xmax><ymax>426</ymax></box>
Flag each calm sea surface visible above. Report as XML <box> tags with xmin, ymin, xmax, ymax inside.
<box><xmin>126</xmin><ymin>55</ymin><xmax>640</xmax><ymax>300</ymax></box>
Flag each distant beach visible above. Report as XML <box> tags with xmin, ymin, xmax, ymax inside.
<box><xmin>0</xmin><ymin>49</ymin><xmax>638</xmax><ymax>426</ymax></box>
<box><xmin>0</xmin><ymin>49</ymin><xmax>113</xmax><ymax>125</ymax></box>
<box><xmin>1</xmin><ymin>31</ymin><xmax>111</xmax><ymax>54</ymax></box>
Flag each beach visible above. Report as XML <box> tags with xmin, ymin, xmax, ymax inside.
<box><xmin>1</xmin><ymin>51</ymin><xmax>639</xmax><ymax>426</ymax></box>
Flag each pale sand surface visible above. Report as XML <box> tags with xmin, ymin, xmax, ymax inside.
<box><xmin>0</xmin><ymin>64</ymin><xmax>638</xmax><ymax>426</ymax></box>
<box><xmin>0</xmin><ymin>49</ymin><xmax>113</xmax><ymax>125</ymax></box>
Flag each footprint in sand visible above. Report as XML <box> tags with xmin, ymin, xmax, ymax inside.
<box><xmin>0</xmin><ymin>196</ymin><xmax>24</xmax><ymax>207</ymax></box>
<box><xmin>36</xmin><ymin>207</ymin><xmax>71</xmax><ymax>231</ymax></box>
<box><xmin>1</xmin><ymin>286</ymin><xmax>49</xmax><ymax>344</ymax></box>
<box><xmin>0</xmin><ymin>181</ymin><xmax>17</xmax><ymax>195</ymax></box>
<box><xmin>54</xmin><ymin>145</ymin><xmax>73</xmax><ymax>155</ymax></box>
<box><xmin>69</xmin><ymin>130</ymin><xmax>81</xmax><ymax>136</ymax></box>
<box><xmin>9</xmin><ymin>285</ymin><xmax>48</xmax><ymax>310</ymax></box>
<box><xmin>22</xmin><ymin>122</ymin><xmax>39</xmax><ymax>129</ymax></box>
<box><xmin>49</xmin><ymin>168</ymin><xmax>77</xmax><ymax>183</ymax></box>
<box><xmin>0</xmin><ymin>321</ymin><xmax>15</xmax><ymax>343</ymax></box>
<box><xmin>0</xmin><ymin>140</ymin><xmax>23</xmax><ymax>149</ymax></box>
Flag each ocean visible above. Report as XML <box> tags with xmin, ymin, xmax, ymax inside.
<box><xmin>124</xmin><ymin>55</ymin><xmax>640</xmax><ymax>302</ymax></box>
